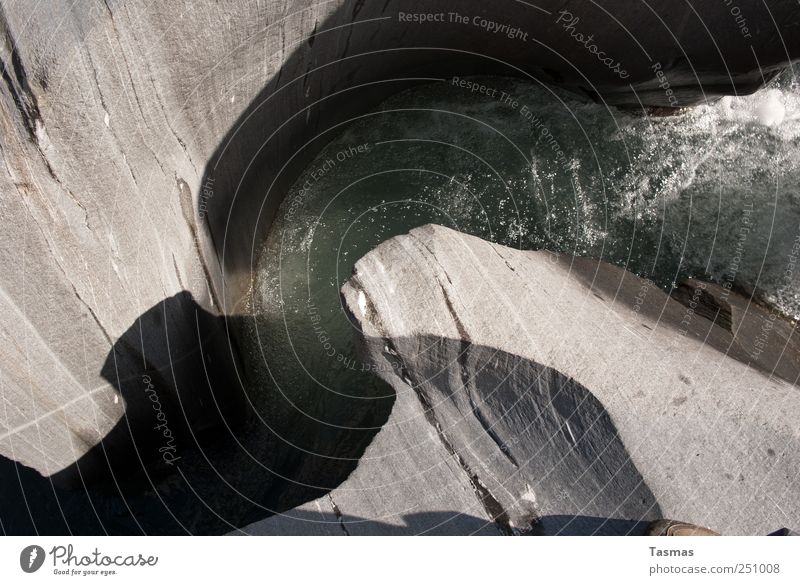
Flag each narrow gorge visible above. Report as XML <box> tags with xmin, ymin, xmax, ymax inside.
<box><xmin>1</xmin><ymin>0</ymin><xmax>799</xmax><ymax>535</ymax></box>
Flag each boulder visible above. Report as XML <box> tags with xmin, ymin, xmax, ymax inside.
<box><xmin>242</xmin><ymin>225</ymin><xmax>800</xmax><ymax>535</ymax></box>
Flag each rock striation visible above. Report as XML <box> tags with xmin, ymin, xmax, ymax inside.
<box><xmin>242</xmin><ymin>225</ymin><xmax>800</xmax><ymax>535</ymax></box>
<box><xmin>1</xmin><ymin>0</ymin><xmax>799</xmax><ymax>528</ymax></box>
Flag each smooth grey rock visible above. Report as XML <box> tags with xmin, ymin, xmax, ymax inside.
<box><xmin>245</xmin><ymin>225</ymin><xmax>800</xmax><ymax>535</ymax></box>
<box><xmin>236</xmin><ymin>377</ymin><xmax>505</xmax><ymax>536</ymax></box>
<box><xmin>1</xmin><ymin>0</ymin><xmax>799</xmax><ymax>497</ymax></box>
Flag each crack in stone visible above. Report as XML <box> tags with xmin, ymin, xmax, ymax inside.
<box><xmin>437</xmin><ymin>280</ymin><xmax>520</xmax><ymax>469</ymax></box>
<box><xmin>176</xmin><ymin>176</ymin><xmax>221</xmax><ymax>310</ymax></box>
<box><xmin>0</xmin><ymin>8</ymin><xmax>42</xmax><ymax>143</ymax></box>
<box><xmin>489</xmin><ymin>242</ymin><xmax>517</xmax><ymax>273</ymax></box>
<box><xmin>346</xmin><ymin>275</ymin><xmax>512</xmax><ymax>533</ymax></box>
<box><xmin>380</xmin><ymin>335</ymin><xmax>512</xmax><ymax>536</ymax></box>
<box><xmin>327</xmin><ymin>493</ymin><xmax>351</xmax><ymax>536</ymax></box>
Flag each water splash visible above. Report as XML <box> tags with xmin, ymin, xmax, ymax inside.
<box><xmin>257</xmin><ymin>73</ymin><xmax>800</xmax><ymax>319</ymax></box>
<box><xmin>246</xmin><ymin>74</ymin><xmax>800</xmax><ymax>433</ymax></box>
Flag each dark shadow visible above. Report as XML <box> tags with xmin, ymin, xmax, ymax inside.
<box><xmin>238</xmin><ymin>509</ymin><xmax>652</xmax><ymax>536</ymax></box>
<box><xmin>1</xmin><ymin>307</ymin><xmax>662</xmax><ymax>535</ymax></box>
<box><xmin>351</xmin><ymin>333</ymin><xmax>664</xmax><ymax>534</ymax></box>
<box><xmin>244</xmin><ymin>329</ymin><xmax>664</xmax><ymax>536</ymax></box>
<box><xmin>54</xmin><ymin>291</ymin><xmax>247</xmax><ymax>491</ymax></box>
<box><xmin>0</xmin><ymin>453</ymin><xmax>94</xmax><ymax>535</ymax></box>
<box><xmin>0</xmin><ymin>292</ymin><xmax>395</xmax><ymax>535</ymax></box>
<box><xmin>237</xmin><ymin>509</ymin><xmax>501</xmax><ymax>536</ymax></box>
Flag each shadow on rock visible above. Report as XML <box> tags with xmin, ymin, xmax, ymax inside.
<box><xmin>239</xmin><ymin>509</ymin><xmax>504</xmax><ymax>536</ymax></box>
<box><xmin>240</xmin><ymin>506</ymin><xmax>653</xmax><ymax>536</ymax></box>
<box><xmin>349</xmin><ymin>332</ymin><xmax>663</xmax><ymax>534</ymax></box>
<box><xmin>0</xmin><ymin>292</ymin><xmax>394</xmax><ymax>535</ymax></box>
<box><xmin>1</xmin><ymin>297</ymin><xmax>658</xmax><ymax>535</ymax></box>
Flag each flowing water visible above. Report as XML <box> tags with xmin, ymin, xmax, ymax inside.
<box><xmin>242</xmin><ymin>73</ymin><xmax>800</xmax><ymax>494</ymax></box>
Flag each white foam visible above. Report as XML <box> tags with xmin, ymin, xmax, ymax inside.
<box><xmin>755</xmin><ymin>90</ymin><xmax>786</xmax><ymax>127</ymax></box>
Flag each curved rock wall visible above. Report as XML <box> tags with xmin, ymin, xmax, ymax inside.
<box><xmin>1</xmin><ymin>0</ymin><xmax>798</xmax><ymax>488</ymax></box>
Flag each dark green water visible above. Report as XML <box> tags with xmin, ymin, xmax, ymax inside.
<box><xmin>242</xmin><ymin>73</ymin><xmax>800</xmax><ymax>505</ymax></box>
